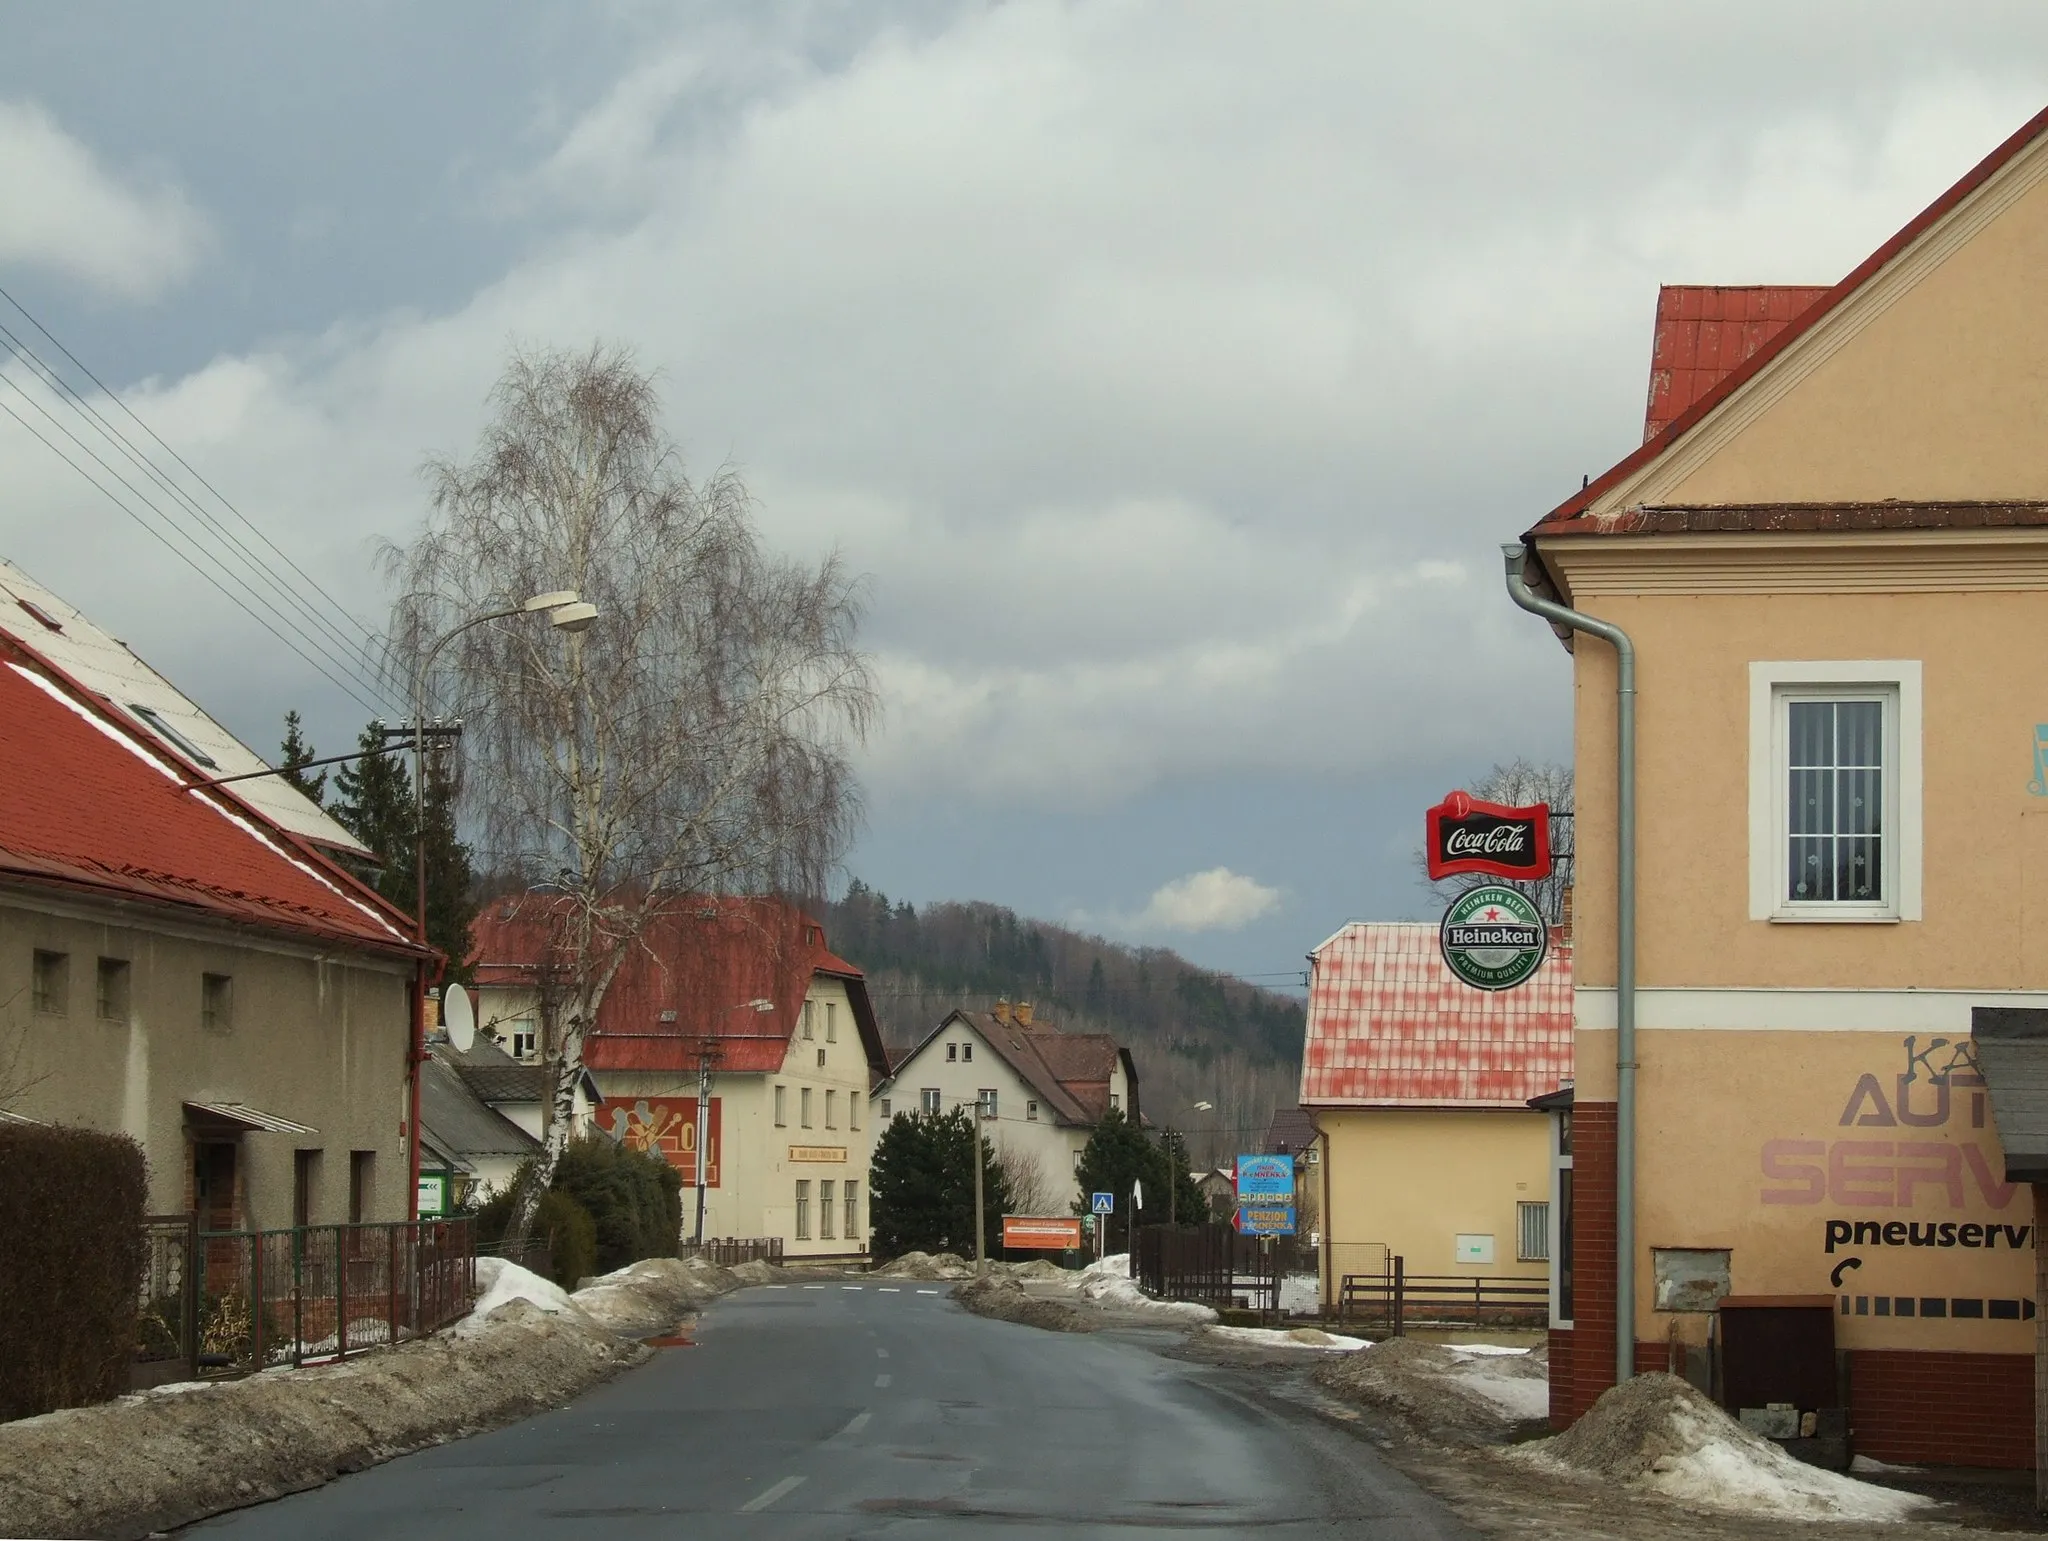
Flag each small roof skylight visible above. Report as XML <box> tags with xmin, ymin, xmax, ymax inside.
<box><xmin>15</xmin><ymin>598</ymin><xmax>62</xmax><ymax>632</ymax></box>
<box><xmin>127</xmin><ymin>703</ymin><xmax>219</xmax><ymax>769</ymax></box>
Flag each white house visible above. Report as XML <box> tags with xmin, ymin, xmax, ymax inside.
<box><xmin>872</xmin><ymin>1000</ymin><xmax>1138</xmax><ymax>1215</ymax></box>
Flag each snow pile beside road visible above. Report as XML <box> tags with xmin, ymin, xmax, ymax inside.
<box><xmin>0</xmin><ymin>1296</ymin><xmax>646</xmax><ymax>1540</ymax></box>
<box><xmin>874</xmin><ymin>1250</ymin><xmax>976</xmax><ymax>1280</ymax></box>
<box><xmin>455</xmin><ymin>1257</ymin><xmax>594</xmax><ymax>1336</ymax></box>
<box><xmin>1204</xmin><ymin>1325</ymin><xmax>1372</xmax><ymax>1352</ymax></box>
<box><xmin>1443</xmin><ymin>1347</ymin><xmax>1549</xmax><ymax>1421</ymax></box>
<box><xmin>1069</xmin><ymin>1254</ymin><xmax>1217</xmax><ymax>1322</ymax></box>
<box><xmin>1313</xmin><ymin>1337</ymin><xmax>1541</xmax><ymax>1443</ymax></box>
<box><xmin>955</xmin><ymin>1273</ymin><xmax>1097</xmax><ymax>1333</ymax></box>
<box><xmin>570</xmin><ymin>1256</ymin><xmax>739</xmax><ymax>1336</ymax></box>
<box><xmin>728</xmin><ymin>1258</ymin><xmax>794</xmax><ymax>1286</ymax></box>
<box><xmin>1516</xmin><ymin>1372</ymin><xmax>1927</xmax><ymax>1522</ymax></box>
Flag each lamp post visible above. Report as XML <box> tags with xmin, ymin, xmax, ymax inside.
<box><xmin>405</xmin><ymin>590</ymin><xmax>597</xmax><ymax>1220</ymax></box>
<box><xmin>694</xmin><ymin>998</ymin><xmax>775</xmax><ymax>1249</ymax></box>
<box><xmin>1169</xmin><ymin>1100</ymin><xmax>1213</xmax><ymax>1229</ymax></box>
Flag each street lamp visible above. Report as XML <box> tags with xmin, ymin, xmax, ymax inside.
<box><xmin>406</xmin><ymin>590</ymin><xmax>597</xmax><ymax>1220</ymax></box>
<box><xmin>1168</xmin><ymin>1101</ymin><xmax>1214</xmax><ymax>1228</ymax></box>
<box><xmin>694</xmin><ymin>998</ymin><xmax>778</xmax><ymax>1249</ymax></box>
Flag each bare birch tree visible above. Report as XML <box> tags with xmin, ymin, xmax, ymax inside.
<box><xmin>385</xmin><ymin>343</ymin><xmax>878</xmax><ymax>1241</ymax></box>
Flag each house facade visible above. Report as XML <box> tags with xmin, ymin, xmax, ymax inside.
<box><xmin>872</xmin><ymin>1001</ymin><xmax>1137</xmax><ymax>1216</ymax></box>
<box><xmin>472</xmin><ymin>897</ymin><xmax>888</xmax><ymax>1261</ymax></box>
<box><xmin>1517</xmin><ymin>104</ymin><xmax>2048</xmax><ymax>1467</ymax></box>
<box><xmin>0</xmin><ymin>614</ymin><xmax>428</xmax><ymax>1230</ymax></box>
<box><xmin>1301</xmin><ymin>923</ymin><xmax>1571</xmax><ymax>1311</ymax></box>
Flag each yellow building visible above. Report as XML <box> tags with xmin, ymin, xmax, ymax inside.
<box><xmin>1511</xmin><ymin>102</ymin><xmax>2048</xmax><ymax>1467</ymax></box>
<box><xmin>1301</xmin><ymin>923</ymin><xmax>1571</xmax><ymax>1317</ymax></box>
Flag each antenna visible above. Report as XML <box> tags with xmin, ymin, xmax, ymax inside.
<box><xmin>444</xmin><ymin>983</ymin><xmax>475</xmax><ymax>1053</ymax></box>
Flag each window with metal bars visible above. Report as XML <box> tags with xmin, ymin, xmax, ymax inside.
<box><xmin>1785</xmin><ymin>696</ymin><xmax>1887</xmax><ymax>906</ymax></box>
<box><xmin>1517</xmin><ymin>1200</ymin><xmax>1549</xmax><ymax>1263</ymax></box>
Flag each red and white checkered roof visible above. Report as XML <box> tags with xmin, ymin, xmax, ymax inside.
<box><xmin>1300</xmin><ymin>922</ymin><xmax>1572</xmax><ymax>1109</ymax></box>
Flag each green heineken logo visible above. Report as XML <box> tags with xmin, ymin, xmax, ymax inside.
<box><xmin>1438</xmin><ymin>883</ymin><xmax>1547</xmax><ymax>991</ymax></box>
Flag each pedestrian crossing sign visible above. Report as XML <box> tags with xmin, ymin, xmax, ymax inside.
<box><xmin>1091</xmin><ymin>1191</ymin><xmax>1115</xmax><ymax>1214</ymax></box>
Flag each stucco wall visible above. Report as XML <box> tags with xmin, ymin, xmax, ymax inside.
<box><xmin>1318</xmin><ymin>1107</ymin><xmax>1550</xmax><ymax>1302</ymax></box>
<box><xmin>0</xmin><ymin>888</ymin><xmax>412</xmax><ymax>1225</ymax></box>
<box><xmin>591</xmin><ymin>976</ymin><xmax>875</xmax><ymax>1257</ymax></box>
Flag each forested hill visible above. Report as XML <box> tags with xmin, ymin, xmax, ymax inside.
<box><xmin>818</xmin><ymin>881</ymin><xmax>1305</xmax><ymax>1167</ymax></box>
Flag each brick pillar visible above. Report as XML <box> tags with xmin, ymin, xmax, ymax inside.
<box><xmin>1568</xmin><ymin>1102</ymin><xmax>1618</xmax><ymax>1423</ymax></box>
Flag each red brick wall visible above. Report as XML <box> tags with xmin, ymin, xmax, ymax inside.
<box><xmin>1849</xmin><ymin>1350</ymin><xmax>2033</xmax><ymax>1469</ymax></box>
<box><xmin>1548</xmin><ymin>1328</ymin><xmax>1574</xmax><ymax>1427</ymax></box>
<box><xmin>1562</xmin><ymin>1102</ymin><xmax>1617</xmax><ymax>1424</ymax></box>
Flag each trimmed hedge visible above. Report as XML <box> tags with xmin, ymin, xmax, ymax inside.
<box><xmin>0</xmin><ymin>1124</ymin><xmax>147</xmax><ymax>1421</ymax></box>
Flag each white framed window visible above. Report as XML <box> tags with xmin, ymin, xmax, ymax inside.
<box><xmin>774</xmin><ymin>1085</ymin><xmax>787</xmax><ymax>1127</ymax></box>
<box><xmin>1516</xmin><ymin>1200</ymin><xmax>1549</xmax><ymax>1262</ymax></box>
<box><xmin>850</xmin><ymin>1094</ymin><xmax>860</xmax><ymax>1132</ymax></box>
<box><xmin>1749</xmin><ymin>661</ymin><xmax>1921</xmax><ymax>923</ymax></box>
<box><xmin>826</xmin><ymin>1003</ymin><xmax>837</xmax><ymax>1043</ymax></box>
<box><xmin>795</xmin><ymin>1180</ymin><xmax>810</xmax><ymax>1240</ymax></box>
<box><xmin>880</xmin><ymin>1098</ymin><xmax>892</xmax><ymax>1120</ymax></box>
<box><xmin>845</xmin><ymin>1179</ymin><xmax>859</xmax><ymax>1240</ymax></box>
<box><xmin>946</xmin><ymin>1042</ymin><xmax>957</xmax><ymax>1061</ymax></box>
<box><xmin>820</xmin><ymin>1179</ymin><xmax>836</xmax><ymax>1239</ymax></box>
<box><xmin>802</xmin><ymin>1000</ymin><xmax>815</xmax><ymax>1040</ymax></box>
<box><xmin>1026</xmin><ymin>1099</ymin><xmax>1038</xmax><ymax>1121</ymax></box>
<box><xmin>509</xmin><ymin>1019</ymin><xmax>537</xmax><ymax>1061</ymax></box>
<box><xmin>825</xmin><ymin>1089</ymin><xmax>838</xmax><ymax>1128</ymax></box>
<box><xmin>921</xmin><ymin>1087</ymin><xmax>941</xmax><ymax>1115</ymax></box>
<box><xmin>961</xmin><ymin>1042</ymin><xmax>972</xmax><ymax>1063</ymax></box>
<box><xmin>800</xmin><ymin>1087</ymin><xmax>813</xmax><ymax>1128</ymax></box>
<box><xmin>977</xmin><ymin>1088</ymin><xmax>997</xmax><ymax>1119</ymax></box>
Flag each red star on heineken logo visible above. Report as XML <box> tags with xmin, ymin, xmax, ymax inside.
<box><xmin>1481</xmin><ymin>906</ymin><xmax>1503</xmax><ymax>921</ymax></box>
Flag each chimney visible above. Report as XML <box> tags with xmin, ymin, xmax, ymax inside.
<box><xmin>993</xmin><ymin>998</ymin><xmax>1011</xmax><ymax>1025</ymax></box>
<box><xmin>1015</xmin><ymin>1000</ymin><xmax>1033</xmax><ymax>1027</ymax></box>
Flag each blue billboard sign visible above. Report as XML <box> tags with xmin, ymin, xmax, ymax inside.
<box><xmin>1235</xmin><ymin>1203</ymin><xmax>1297</xmax><ymax>1236</ymax></box>
<box><xmin>1235</xmin><ymin>1155</ymin><xmax>1295</xmax><ymax>1198</ymax></box>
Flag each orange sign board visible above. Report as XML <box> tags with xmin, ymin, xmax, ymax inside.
<box><xmin>602</xmin><ymin>1097</ymin><xmax>720</xmax><ymax>1187</ymax></box>
<box><xmin>1003</xmin><ymin>1215</ymin><xmax>1083</xmax><ymax>1250</ymax></box>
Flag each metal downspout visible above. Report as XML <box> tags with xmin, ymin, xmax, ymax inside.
<box><xmin>1502</xmin><ymin>542</ymin><xmax>1637</xmax><ymax>1387</ymax></box>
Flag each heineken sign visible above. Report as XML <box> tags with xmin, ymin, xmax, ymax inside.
<box><xmin>1425</xmin><ymin>790</ymin><xmax>1551</xmax><ymax>882</ymax></box>
<box><xmin>1439</xmin><ymin>884</ymin><xmax>1548</xmax><ymax>991</ymax></box>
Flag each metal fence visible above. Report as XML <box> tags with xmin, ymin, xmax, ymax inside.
<box><xmin>1136</xmin><ymin>1224</ymin><xmax>1287</xmax><ymax>1318</ymax></box>
<box><xmin>137</xmin><ymin>1216</ymin><xmax>476</xmax><ymax>1380</ymax></box>
<box><xmin>1338</xmin><ymin>1255</ymin><xmax>1548</xmax><ymax>1333</ymax></box>
<box><xmin>684</xmin><ymin>1237</ymin><xmax>785</xmax><ymax>1267</ymax></box>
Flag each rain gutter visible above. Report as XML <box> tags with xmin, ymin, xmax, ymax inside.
<box><xmin>1502</xmin><ymin>542</ymin><xmax>1637</xmax><ymax>1387</ymax></box>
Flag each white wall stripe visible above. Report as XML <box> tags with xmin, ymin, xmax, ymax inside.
<box><xmin>1574</xmin><ymin>986</ymin><xmax>2048</xmax><ymax>1033</ymax></box>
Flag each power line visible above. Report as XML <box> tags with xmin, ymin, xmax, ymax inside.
<box><xmin>0</xmin><ymin>284</ymin><xmax>403</xmax><ymax>708</ymax></box>
<box><xmin>0</xmin><ymin>333</ymin><xmax>402</xmax><ymax>717</ymax></box>
<box><xmin>0</xmin><ymin>395</ymin><xmax>393</xmax><ymax>721</ymax></box>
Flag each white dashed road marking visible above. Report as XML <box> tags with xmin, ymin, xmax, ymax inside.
<box><xmin>877</xmin><ymin>1348</ymin><xmax>889</xmax><ymax>1358</ymax></box>
<box><xmin>916</xmin><ymin>1289</ymin><xmax>939</xmax><ymax>1295</ymax></box>
<box><xmin>878</xmin><ymin>1286</ymin><xmax>900</xmax><ymax>1293</ymax></box>
<box><xmin>875</xmin><ymin>1373</ymin><xmax>891</xmax><ymax>1388</ymax></box>
<box><xmin>739</xmin><ymin>1476</ymin><xmax>805</xmax><ymax>1513</ymax></box>
<box><xmin>803</xmin><ymin>1285</ymin><xmax>825</xmax><ymax>1291</ymax></box>
<box><xmin>842</xmin><ymin>1285</ymin><xmax>863</xmax><ymax>1291</ymax></box>
<box><xmin>838</xmin><ymin>1411</ymin><xmax>871</xmax><ymax>1436</ymax></box>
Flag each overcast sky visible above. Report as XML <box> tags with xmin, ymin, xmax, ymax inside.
<box><xmin>2</xmin><ymin>3</ymin><xmax>2045</xmax><ymax>984</ymax></box>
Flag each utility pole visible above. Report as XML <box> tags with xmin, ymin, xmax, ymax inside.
<box><xmin>692</xmin><ymin>1042</ymin><xmax>717</xmax><ymax>1248</ymax></box>
<box><xmin>973</xmin><ymin>1093</ymin><xmax>986</xmax><ymax>1277</ymax></box>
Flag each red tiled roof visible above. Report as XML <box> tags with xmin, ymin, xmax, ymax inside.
<box><xmin>1300</xmin><ymin>923</ymin><xmax>1571</xmax><ymax>1109</ymax></box>
<box><xmin>471</xmin><ymin>895</ymin><xmax>888</xmax><ymax>1081</ymax></box>
<box><xmin>1532</xmin><ymin>103</ymin><xmax>2048</xmax><ymax>540</ymax></box>
<box><xmin>1642</xmin><ymin>286</ymin><xmax>1829</xmax><ymax>442</ymax></box>
<box><xmin>0</xmin><ymin>645</ymin><xmax>422</xmax><ymax>954</ymax></box>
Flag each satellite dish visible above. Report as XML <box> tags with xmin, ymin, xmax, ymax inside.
<box><xmin>444</xmin><ymin>983</ymin><xmax>475</xmax><ymax>1052</ymax></box>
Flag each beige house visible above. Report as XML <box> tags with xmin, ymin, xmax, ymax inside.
<box><xmin>0</xmin><ymin>594</ymin><xmax>429</xmax><ymax>1230</ymax></box>
<box><xmin>1515</xmin><ymin>102</ymin><xmax>2048</xmax><ymax>1466</ymax></box>
<box><xmin>1301</xmin><ymin>923</ymin><xmax>1571</xmax><ymax>1311</ymax></box>
<box><xmin>472</xmin><ymin>897</ymin><xmax>887</xmax><ymax>1261</ymax></box>
<box><xmin>872</xmin><ymin>1001</ymin><xmax>1137</xmax><ymax>1216</ymax></box>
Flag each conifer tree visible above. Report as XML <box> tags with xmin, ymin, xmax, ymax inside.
<box><xmin>868</xmin><ymin>1107</ymin><xmax>1010</xmax><ymax>1260</ymax></box>
<box><xmin>278</xmin><ymin>710</ymin><xmax>326</xmax><ymax>804</ymax></box>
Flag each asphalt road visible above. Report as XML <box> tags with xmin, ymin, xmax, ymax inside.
<box><xmin>185</xmin><ymin>1282</ymin><xmax>1474</xmax><ymax>1539</ymax></box>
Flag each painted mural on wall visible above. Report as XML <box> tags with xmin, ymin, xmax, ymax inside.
<box><xmin>1757</xmin><ymin>1035</ymin><xmax>2032</xmax><ymax>1330</ymax></box>
<box><xmin>603</xmin><ymin>1097</ymin><xmax>722</xmax><ymax>1187</ymax></box>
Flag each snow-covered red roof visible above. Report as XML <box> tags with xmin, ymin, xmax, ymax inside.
<box><xmin>0</xmin><ymin>642</ymin><xmax>421</xmax><ymax>954</ymax></box>
<box><xmin>0</xmin><ymin>557</ymin><xmax>373</xmax><ymax>858</ymax></box>
<box><xmin>1300</xmin><ymin>922</ymin><xmax>1571</xmax><ymax>1109</ymax></box>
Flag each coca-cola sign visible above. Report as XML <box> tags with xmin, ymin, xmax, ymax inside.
<box><xmin>1425</xmin><ymin>790</ymin><xmax>1552</xmax><ymax>882</ymax></box>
